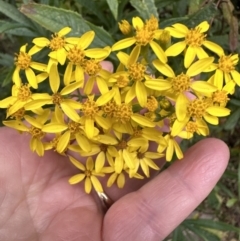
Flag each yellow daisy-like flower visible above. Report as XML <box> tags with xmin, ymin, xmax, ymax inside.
<box><xmin>129</xmin><ymin>145</ymin><xmax>163</xmax><ymax>177</ymax></box>
<box><xmin>165</xmin><ymin>21</ymin><xmax>224</xmax><ymax>68</ymax></box>
<box><xmin>64</xmin><ymin>31</ymin><xmax>111</xmax><ymax>85</ymax></box>
<box><xmin>175</xmin><ymin>95</ymin><xmax>231</xmax><ymax>126</ymax></box>
<box><xmin>207</xmin><ymin>54</ymin><xmax>240</xmax><ymax>91</ymax></box>
<box><xmin>157</xmin><ymin>133</ymin><xmax>183</xmax><ymax>161</ymax></box>
<box><xmin>0</xmin><ymin>84</ymin><xmax>50</xmax><ymax>117</ymax></box>
<box><xmin>3</xmin><ymin>109</ymin><xmax>67</xmax><ymax>156</ymax></box>
<box><xmin>145</xmin><ymin>57</ymin><xmax>217</xmax><ymax>101</ymax></box>
<box><xmin>118</xmin><ymin>20</ymin><xmax>132</xmax><ymax>35</ymax></box>
<box><xmin>68</xmin><ymin>156</ymin><xmax>104</xmax><ymax>194</ymax></box>
<box><xmin>13</xmin><ymin>44</ymin><xmax>48</xmax><ymax>89</ymax></box>
<box><xmin>24</xmin><ymin>64</ymin><xmax>83</xmax><ymax>122</ymax></box>
<box><xmin>112</xmin><ymin>16</ymin><xmax>167</xmax><ymax>64</ymax></box>
<box><xmin>32</xmin><ymin>27</ymin><xmax>79</xmax><ymax>66</ymax></box>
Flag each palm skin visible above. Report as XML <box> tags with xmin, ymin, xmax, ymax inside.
<box><xmin>0</xmin><ymin>127</ymin><xmax>229</xmax><ymax>241</ymax></box>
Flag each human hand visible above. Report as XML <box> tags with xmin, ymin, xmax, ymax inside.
<box><xmin>0</xmin><ymin>126</ymin><xmax>229</xmax><ymax>241</ymax></box>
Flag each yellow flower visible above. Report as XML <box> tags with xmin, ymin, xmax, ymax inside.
<box><xmin>64</xmin><ymin>31</ymin><xmax>111</xmax><ymax>85</ymax></box>
<box><xmin>171</xmin><ymin>118</ymin><xmax>209</xmax><ymax>138</ymax></box>
<box><xmin>3</xmin><ymin>109</ymin><xmax>67</xmax><ymax>156</ymax></box>
<box><xmin>157</xmin><ymin>133</ymin><xmax>183</xmax><ymax>161</ymax></box>
<box><xmin>165</xmin><ymin>21</ymin><xmax>224</xmax><ymax>67</ymax></box>
<box><xmin>112</xmin><ymin>16</ymin><xmax>167</xmax><ymax>64</ymax></box>
<box><xmin>68</xmin><ymin>156</ymin><xmax>104</xmax><ymax>194</ymax></box>
<box><xmin>32</xmin><ymin>27</ymin><xmax>79</xmax><ymax>66</ymax></box>
<box><xmin>175</xmin><ymin>95</ymin><xmax>231</xmax><ymax>125</ymax></box>
<box><xmin>145</xmin><ymin>57</ymin><xmax>217</xmax><ymax>100</ymax></box>
<box><xmin>129</xmin><ymin>145</ymin><xmax>163</xmax><ymax>177</ymax></box>
<box><xmin>13</xmin><ymin>44</ymin><xmax>48</xmax><ymax>88</ymax></box>
<box><xmin>207</xmin><ymin>54</ymin><xmax>240</xmax><ymax>92</ymax></box>
<box><xmin>118</xmin><ymin>20</ymin><xmax>132</xmax><ymax>35</ymax></box>
<box><xmin>24</xmin><ymin>64</ymin><xmax>83</xmax><ymax>122</ymax></box>
<box><xmin>0</xmin><ymin>84</ymin><xmax>50</xmax><ymax>117</ymax></box>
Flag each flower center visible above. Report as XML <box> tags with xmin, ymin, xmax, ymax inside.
<box><xmin>50</xmin><ymin>136</ymin><xmax>60</xmax><ymax>150</ymax></box>
<box><xmin>133</xmin><ymin>128</ymin><xmax>142</xmax><ymax>137</ymax></box>
<box><xmin>212</xmin><ymin>90</ymin><xmax>229</xmax><ymax>107</ymax></box>
<box><xmin>68</xmin><ymin>121</ymin><xmax>81</xmax><ymax>133</ymax></box>
<box><xmin>67</xmin><ymin>46</ymin><xmax>85</xmax><ymax>65</ymax></box>
<box><xmin>135</xmin><ymin>28</ymin><xmax>154</xmax><ymax>46</ymax></box>
<box><xmin>146</xmin><ymin>96</ymin><xmax>158</xmax><ymax>111</ymax></box>
<box><xmin>49</xmin><ymin>34</ymin><xmax>65</xmax><ymax>50</ymax></box>
<box><xmin>187</xmin><ymin>98</ymin><xmax>209</xmax><ymax>118</ymax></box>
<box><xmin>83</xmin><ymin>59</ymin><xmax>102</xmax><ymax>76</ymax></box>
<box><xmin>128</xmin><ymin>63</ymin><xmax>146</xmax><ymax>81</ymax></box>
<box><xmin>102</xmin><ymin>101</ymin><xmax>117</xmax><ymax>118</ymax></box>
<box><xmin>171</xmin><ymin>73</ymin><xmax>190</xmax><ymax>93</ymax></box>
<box><xmin>29</xmin><ymin>126</ymin><xmax>45</xmax><ymax>139</ymax></box>
<box><xmin>145</xmin><ymin>16</ymin><xmax>159</xmax><ymax>31</ymax></box>
<box><xmin>17</xmin><ymin>84</ymin><xmax>32</xmax><ymax>101</ymax></box>
<box><xmin>85</xmin><ymin>170</ymin><xmax>92</xmax><ymax>177</ymax></box>
<box><xmin>186</xmin><ymin>121</ymin><xmax>198</xmax><ymax>133</ymax></box>
<box><xmin>10</xmin><ymin>107</ymin><xmax>25</xmax><ymax>120</ymax></box>
<box><xmin>117</xmin><ymin>75</ymin><xmax>129</xmax><ymax>88</ymax></box>
<box><xmin>117</xmin><ymin>140</ymin><xmax>127</xmax><ymax>149</ymax></box>
<box><xmin>114</xmin><ymin>103</ymin><xmax>133</xmax><ymax>123</ymax></box>
<box><xmin>185</xmin><ymin>28</ymin><xmax>205</xmax><ymax>47</ymax></box>
<box><xmin>82</xmin><ymin>99</ymin><xmax>99</xmax><ymax>119</ymax></box>
<box><xmin>218</xmin><ymin>55</ymin><xmax>235</xmax><ymax>73</ymax></box>
<box><xmin>52</xmin><ymin>93</ymin><xmax>63</xmax><ymax>105</ymax></box>
<box><xmin>15</xmin><ymin>52</ymin><xmax>31</xmax><ymax>69</ymax></box>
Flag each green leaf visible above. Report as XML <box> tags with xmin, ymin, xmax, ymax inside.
<box><xmin>172</xmin><ymin>225</ymin><xmax>187</xmax><ymax>241</ymax></box>
<box><xmin>226</xmin><ymin>198</ymin><xmax>238</xmax><ymax>208</ymax></box>
<box><xmin>0</xmin><ymin>53</ymin><xmax>14</xmax><ymax>67</ymax></box>
<box><xmin>183</xmin><ymin>222</ymin><xmax>221</xmax><ymax>241</ymax></box>
<box><xmin>130</xmin><ymin>0</ymin><xmax>158</xmax><ymax>20</ymax></box>
<box><xmin>106</xmin><ymin>0</ymin><xmax>118</xmax><ymax>20</ymax></box>
<box><xmin>1</xmin><ymin>67</ymin><xmax>15</xmax><ymax>87</ymax></box>
<box><xmin>20</xmin><ymin>3</ymin><xmax>113</xmax><ymax>47</ymax></box>
<box><xmin>74</xmin><ymin>0</ymin><xmax>109</xmax><ymax>26</ymax></box>
<box><xmin>238</xmin><ymin>160</ymin><xmax>240</xmax><ymax>200</ymax></box>
<box><xmin>184</xmin><ymin>219</ymin><xmax>240</xmax><ymax>233</ymax></box>
<box><xmin>224</xmin><ymin>108</ymin><xmax>240</xmax><ymax>130</ymax></box>
<box><xmin>0</xmin><ymin>0</ymin><xmax>33</xmax><ymax>28</ymax></box>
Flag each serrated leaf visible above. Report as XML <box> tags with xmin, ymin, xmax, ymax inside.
<box><xmin>0</xmin><ymin>0</ymin><xmax>33</xmax><ymax>27</ymax></box>
<box><xmin>224</xmin><ymin>108</ymin><xmax>240</xmax><ymax>130</ymax></box>
<box><xmin>20</xmin><ymin>3</ymin><xmax>113</xmax><ymax>47</ymax></box>
<box><xmin>106</xmin><ymin>0</ymin><xmax>118</xmax><ymax>20</ymax></box>
<box><xmin>130</xmin><ymin>0</ymin><xmax>158</xmax><ymax>20</ymax></box>
<box><xmin>75</xmin><ymin>0</ymin><xmax>109</xmax><ymax>26</ymax></box>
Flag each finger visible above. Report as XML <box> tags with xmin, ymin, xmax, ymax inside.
<box><xmin>103</xmin><ymin>138</ymin><xmax>229</xmax><ymax>241</ymax></box>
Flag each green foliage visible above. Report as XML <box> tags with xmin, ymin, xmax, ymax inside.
<box><xmin>0</xmin><ymin>0</ymin><xmax>240</xmax><ymax>240</ymax></box>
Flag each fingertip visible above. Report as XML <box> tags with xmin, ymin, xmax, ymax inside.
<box><xmin>100</xmin><ymin>61</ymin><xmax>114</xmax><ymax>73</ymax></box>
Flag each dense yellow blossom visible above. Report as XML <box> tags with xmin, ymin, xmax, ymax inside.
<box><xmin>0</xmin><ymin>18</ymin><xmax>238</xmax><ymax>194</ymax></box>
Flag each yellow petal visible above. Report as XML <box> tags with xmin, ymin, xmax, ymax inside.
<box><xmin>95</xmin><ymin>152</ymin><xmax>105</xmax><ymax>173</ymax></box>
<box><xmin>85</xmin><ymin>177</ymin><xmax>92</xmax><ymax>193</ymax></box>
<box><xmin>78</xmin><ymin>31</ymin><xmax>94</xmax><ymax>49</ymax></box>
<box><xmin>69</xmin><ymin>174</ymin><xmax>85</xmax><ymax>184</ymax></box>
<box><xmin>203</xmin><ymin>113</ymin><xmax>218</xmax><ymax>125</ymax></box>
<box><xmin>85</xmin><ymin>48</ymin><xmax>109</xmax><ymax>59</ymax></box>
<box><xmin>32</xmin><ymin>37</ymin><xmax>50</xmax><ymax>47</ymax></box>
<box><xmin>149</xmin><ymin>41</ymin><xmax>167</xmax><ymax>63</ymax></box>
<box><xmin>61</xmin><ymin>102</ymin><xmax>80</xmax><ymax>122</ymax></box>
<box><xmin>184</xmin><ymin>46</ymin><xmax>196</xmax><ymax>68</ymax></box>
<box><xmin>49</xmin><ymin>63</ymin><xmax>60</xmax><ymax>93</ymax></box>
<box><xmin>57</xmin><ymin>131</ymin><xmax>70</xmax><ymax>153</ymax></box>
<box><xmin>203</xmin><ymin>41</ymin><xmax>224</xmax><ymax>56</ymax></box>
<box><xmin>95</xmin><ymin>115</ymin><xmax>112</xmax><ymax>129</ymax></box>
<box><xmin>131</xmin><ymin>113</ymin><xmax>155</xmax><ymax>127</ymax></box>
<box><xmin>117</xmin><ymin>51</ymin><xmax>129</xmax><ymax>66</ymax></box>
<box><xmin>24</xmin><ymin>99</ymin><xmax>52</xmax><ymax>111</ymax></box>
<box><xmin>75</xmin><ymin>133</ymin><xmax>91</xmax><ymax>152</ymax></box>
<box><xmin>60</xmin><ymin>80</ymin><xmax>83</xmax><ymax>95</ymax></box>
<box><xmin>144</xmin><ymin>79</ymin><xmax>172</xmax><ymax>91</ymax></box>
<box><xmin>58</xmin><ymin>27</ymin><xmax>71</xmax><ymax>36</ymax></box>
<box><xmin>96</xmin><ymin>89</ymin><xmax>115</xmax><ymax>106</ymax></box>
<box><xmin>64</xmin><ymin>62</ymin><xmax>73</xmax><ymax>86</ymax></box>
<box><xmin>25</xmin><ymin>68</ymin><xmax>38</xmax><ymax>89</ymax></box>
<box><xmin>206</xmin><ymin>106</ymin><xmax>231</xmax><ymax>117</ymax></box>
<box><xmin>85</xmin><ymin>118</ymin><xmax>95</xmax><ymax>138</ymax></box>
<box><xmin>152</xmin><ymin>60</ymin><xmax>175</xmax><ymax>77</ymax></box>
<box><xmin>186</xmin><ymin>57</ymin><xmax>214</xmax><ymax>77</ymax></box>
<box><xmin>3</xmin><ymin>120</ymin><xmax>28</xmax><ymax>132</ymax></box>
<box><xmin>107</xmin><ymin>173</ymin><xmax>118</xmax><ymax>187</ymax></box>
<box><xmin>86</xmin><ymin>157</ymin><xmax>94</xmax><ymax>171</ymax></box>
<box><xmin>128</xmin><ymin>45</ymin><xmax>140</xmax><ymax>66</ymax></box>
<box><xmin>165</xmin><ymin>41</ymin><xmax>186</xmax><ymax>56</ymax></box>
<box><xmin>42</xmin><ymin>123</ymin><xmax>68</xmax><ymax>133</ymax></box>
<box><xmin>117</xmin><ymin>173</ymin><xmax>125</xmax><ymax>188</ymax></box>
<box><xmin>57</xmin><ymin>48</ymin><xmax>67</xmax><ymax>65</ymax></box>
<box><xmin>90</xmin><ymin>176</ymin><xmax>103</xmax><ymax>192</ymax></box>
<box><xmin>112</xmin><ymin>37</ymin><xmax>136</xmax><ymax>51</ymax></box>
<box><xmin>132</xmin><ymin>16</ymin><xmax>144</xmax><ymax>29</ymax></box>
<box><xmin>69</xmin><ymin>155</ymin><xmax>86</xmax><ymax>171</ymax></box>
<box><xmin>197</xmin><ymin>21</ymin><xmax>209</xmax><ymax>33</ymax></box>
<box><xmin>136</xmin><ymin>81</ymin><xmax>147</xmax><ymax>107</ymax></box>
<box><xmin>175</xmin><ymin>93</ymin><xmax>188</xmax><ymax>121</ymax></box>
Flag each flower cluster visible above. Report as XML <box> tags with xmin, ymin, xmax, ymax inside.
<box><xmin>0</xmin><ymin>16</ymin><xmax>239</xmax><ymax>194</ymax></box>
